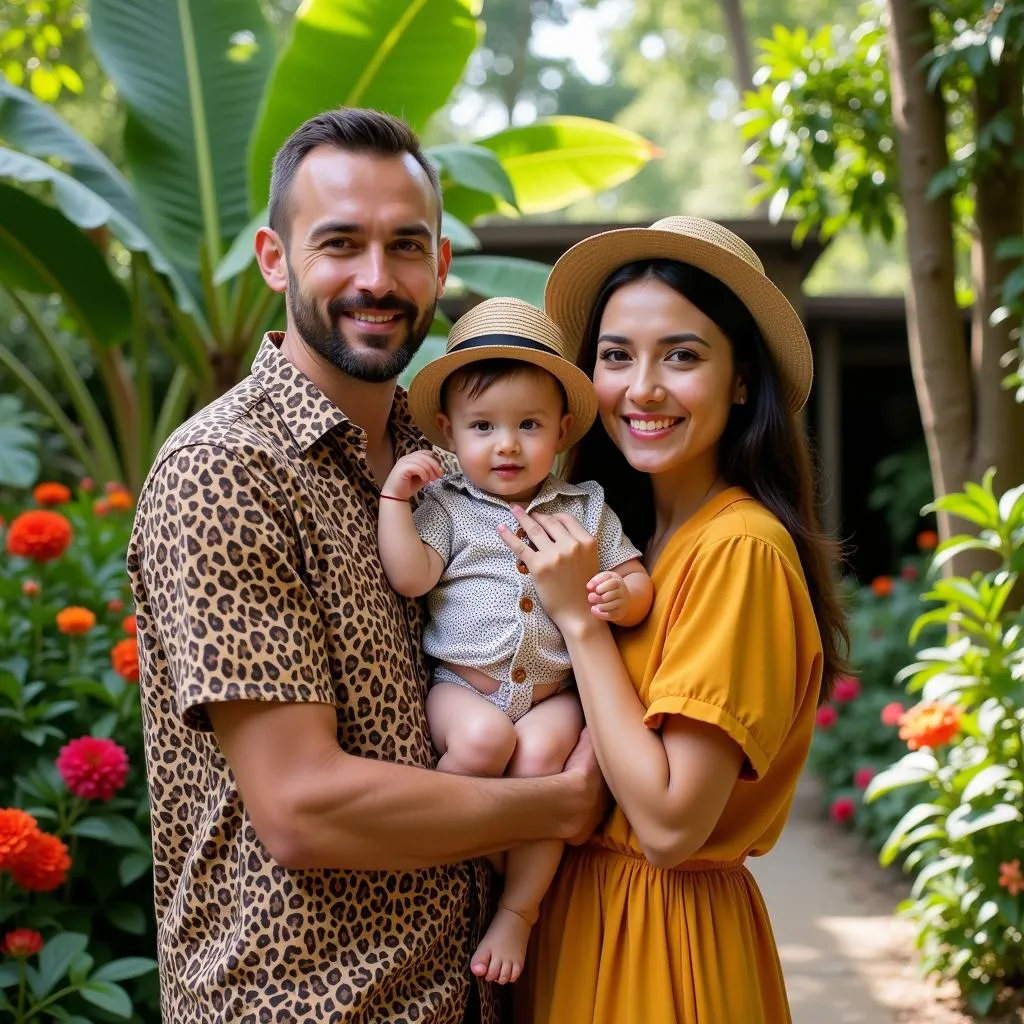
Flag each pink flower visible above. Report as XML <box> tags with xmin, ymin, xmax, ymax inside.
<box><xmin>833</xmin><ymin>676</ymin><xmax>861</xmax><ymax>703</ymax></box>
<box><xmin>815</xmin><ymin>705</ymin><xmax>838</xmax><ymax>729</ymax></box>
<box><xmin>854</xmin><ymin>767</ymin><xmax>876</xmax><ymax>790</ymax></box>
<box><xmin>900</xmin><ymin>564</ymin><xmax>919</xmax><ymax>582</ymax></box>
<box><xmin>56</xmin><ymin>737</ymin><xmax>129</xmax><ymax>801</ymax></box>
<box><xmin>830</xmin><ymin>796</ymin><xmax>856</xmax><ymax>824</ymax></box>
<box><xmin>881</xmin><ymin>701</ymin><xmax>905</xmax><ymax>727</ymax></box>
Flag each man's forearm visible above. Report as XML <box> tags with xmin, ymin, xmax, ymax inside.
<box><xmin>274</xmin><ymin>751</ymin><xmax>580</xmax><ymax>870</ymax></box>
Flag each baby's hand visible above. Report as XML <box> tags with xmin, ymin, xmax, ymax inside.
<box><xmin>382</xmin><ymin>452</ymin><xmax>444</xmax><ymax>501</ymax></box>
<box><xmin>586</xmin><ymin>571</ymin><xmax>630</xmax><ymax>622</ymax></box>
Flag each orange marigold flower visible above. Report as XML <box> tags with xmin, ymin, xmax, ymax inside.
<box><xmin>112</xmin><ymin>637</ymin><xmax>139</xmax><ymax>683</ymax></box>
<box><xmin>999</xmin><ymin>859</ymin><xmax>1024</xmax><ymax>896</ymax></box>
<box><xmin>917</xmin><ymin>530</ymin><xmax>939</xmax><ymax>551</ymax></box>
<box><xmin>122</xmin><ymin>615</ymin><xmax>137</xmax><ymax>635</ymax></box>
<box><xmin>21</xmin><ymin>579</ymin><xmax>40</xmax><ymax>597</ymax></box>
<box><xmin>870</xmin><ymin>576</ymin><xmax>894</xmax><ymax>597</ymax></box>
<box><xmin>0</xmin><ymin>808</ymin><xmax>40</xmax><ymax>870</ymax></box>
<box><xmin>9</xmin><ymin>831</ymin><xmax>71</xmax><ymax>892</ymax></box>
<box><xmin>56</xmin><ymin>606</ymin><xmax>96</xmax><ymax>636</ymax></box>
<box><xmin>898</xmin><ymin>701</ymin><xmax>962</xmax><ymax>751</ymax></box>
<box><xmin>1</xmin><ymin>928</ymin><xmax>44</xmax><ymax>957</ymax></box>
<box><xmin>5</xmin><ymin>510</ymin><xmax>72</xmax><ymax>562</ymax></box>
<box><xmin>107</xmin><ymin>490</ymin><xmax>133</xmax><ymax>511</ymax></box>
<box><xmin>33</xmin><ymin>482</ymin><xmax>72</xmax><ymax>506</ymax></box>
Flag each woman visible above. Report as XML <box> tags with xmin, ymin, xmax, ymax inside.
<box><xmin>503</xmin><ymin>216</ymin><xmax>849</xmax><ymax>1023</ymax></box>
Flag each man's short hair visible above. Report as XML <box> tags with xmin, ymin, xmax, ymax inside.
<box><xmin>268</xmin><ymin>108</ymin><xmax>443</xmax><ymax>240</ymax></box>
<box><xmin>441</xmin><ymin>358</ymin><xmax>568</xmax><ymax>414</ymax></box>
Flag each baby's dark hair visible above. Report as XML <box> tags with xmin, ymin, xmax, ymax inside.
<box><xmin>440</xmin><ymin>358</ymin><xmax>567</xmax><ymax>413</ymax></box>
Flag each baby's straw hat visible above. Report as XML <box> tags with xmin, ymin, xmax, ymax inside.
<box><xmin>544</xmin><ymin>215</ymin><xmax>814</xmax><ymax>413</ymax></box>
<box><xmin>407</xmin><ymin>297</ymin><xmax>598</xmax><ymax>450</ymax></box>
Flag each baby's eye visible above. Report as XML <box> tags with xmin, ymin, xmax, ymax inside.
<box><xmin>469</xmin><ymin>421</ymin><xmax>491</xmax><ymax>432</ymax></box>
<box><xmin>520</xmin><ymin>419</ymin><xmax>540</xmax><ymax>430</ymax></box>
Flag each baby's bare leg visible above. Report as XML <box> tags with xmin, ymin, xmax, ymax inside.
<box><xmin>426</xmin><ymin>682</ymin><xmax>517</xmax><ymax>777</ymax></box>
<box><xmin>471</xmin><ymin>691</ymin><xmax>585</xmax><ymax>985</ymax></box>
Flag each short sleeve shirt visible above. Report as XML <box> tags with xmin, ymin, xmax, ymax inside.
<box><xmin>412</xmin><ymin>472</ymin><xmax>641</xmax><ymax>687</ymax></box>
<box><xmin>127</xmin><ymin>334</ymin><xmax>500</xmax><ymax>1024</ymax></box>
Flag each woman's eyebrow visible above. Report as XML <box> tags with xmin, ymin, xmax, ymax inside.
<box><xmin>597</xmin><ymin>332</ymin><xmax>710</xmax><ymax>347</ymax></box>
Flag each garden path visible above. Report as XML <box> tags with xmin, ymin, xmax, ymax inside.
<box><xmin>753</xmin><ymin>775</ymin><xmax>972</xmax><ymax>1024</ymax></box>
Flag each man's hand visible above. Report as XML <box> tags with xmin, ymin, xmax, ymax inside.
<box><xmin>560</xmin><ymin>728</ymin><xmax>610</xmax><ymax>845</ymax></box>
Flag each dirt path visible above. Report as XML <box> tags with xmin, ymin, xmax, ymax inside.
<box><xmin>750</xmin><ymin>777</ymin><xmax>996</xmax><ymax>1024</ymax></box>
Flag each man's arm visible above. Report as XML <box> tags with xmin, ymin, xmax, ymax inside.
<box><xmin>208</xmin><ymin>700</ymin><xmax>605</xmax><ymax>870</ymax></box>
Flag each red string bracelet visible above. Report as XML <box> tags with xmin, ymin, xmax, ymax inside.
<box><xmin>379</xmin><ymin>493</ymin><xmax>409</xmax><ymax>502</ymax></box>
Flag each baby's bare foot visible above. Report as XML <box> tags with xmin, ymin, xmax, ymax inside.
<box><xmin>470</xmin><ymin>905</ymin><xmax>535</xmax><ymax>985</ymax></box>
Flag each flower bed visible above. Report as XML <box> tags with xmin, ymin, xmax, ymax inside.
<box><xmin>0</xmin><ymin>480</ymin><xmax>156</xmax><ymax>1022</ymax></box>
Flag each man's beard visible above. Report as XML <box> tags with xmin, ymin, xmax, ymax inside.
<box><xmin>286</xmin><ymin>264</ymin><xmax>435</xmax><ymax>383</ymax></box>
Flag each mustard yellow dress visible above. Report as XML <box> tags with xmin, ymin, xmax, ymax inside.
<box><xmin>521</xmin><ymin>487</ymin><xmax>824</xmax><ymax>1024</ymax></box>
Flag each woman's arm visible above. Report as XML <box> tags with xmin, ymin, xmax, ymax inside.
<box><xmin>501</xmin><ymin>508</ymin><xmax>743</xmax><ymax>868</ymax></box>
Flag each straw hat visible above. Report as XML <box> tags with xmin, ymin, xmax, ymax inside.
<box><xmin>407</xmin><ymin>297</ymin><xmax>598</xmax><ymax>450</ymax></box>
<box><xmin>544</xmin><ymin>215</ymin><xmax>813</xmax><ymax>414</ymax></box>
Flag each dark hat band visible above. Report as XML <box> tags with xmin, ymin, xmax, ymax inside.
<box><xmin>449</xmin><ymin>333</ymin><xmax>558</xmax><ymax>357</ymax></box>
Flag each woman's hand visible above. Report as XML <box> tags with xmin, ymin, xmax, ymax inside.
<box><xmin>497</xmin><ymin>507</ymin><xmax>601</xmax><ymax>630</ymax></box>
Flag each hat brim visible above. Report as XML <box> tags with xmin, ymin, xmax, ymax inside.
<box><xmin>544</xmin><ymin>227</ymin><xmax>813</xmax><ymax>414</ymax></box>
<box><xmin>407</xmin><ymin>343</ymin><xmax>598</xmax><ymax>450</ymax></box>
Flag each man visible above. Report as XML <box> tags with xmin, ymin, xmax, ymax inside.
<box><xmin>127</xmin><ymin>108</ymin><xmax>604</xmax><ymax>1024</ymax></box>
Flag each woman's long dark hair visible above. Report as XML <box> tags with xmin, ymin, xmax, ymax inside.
<box><xmin>568</xmin><ymin>259</ymin><xmax>849</xmax><ymax>700</ymax></box>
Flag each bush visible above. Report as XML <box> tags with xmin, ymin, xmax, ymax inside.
<box><xmin>0</xmin><ymin>479</ymin><xmax>156</xmax><ymax>1023</ymax></box>
<box><xmin>865</xmin><ymin>472</ymin><xmax>1024</xmax><ymax>1016</ymax></box>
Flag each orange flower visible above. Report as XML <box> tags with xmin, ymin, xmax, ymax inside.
<box><xmin>56</xmin><ymin>606</ymin><xmax>96</xmax><ymax>635</ymax></box>
<box><xmin>898</xmin><ymin>701</ymin><xmax>962</xmax><ymax>751</ymax></box>
<box><xmin>93</xmin><ymin>497</ymin><xmax>112</xmax><ymax>516</ymax></box>
<box><xmin>21</xmin><ymin>579</ymin><xmax>40</xmax><ymax>598</ymax></box>
<box><xmin>112</xmin><ymin>637</ymin><xmax>139</xmax><ymax>683</ymax></box>
<box><xmin>122</xmin><ymin>615</ymin><xmax>137</xmax><ymax>635</ymax></box>
<box><xmin>107</xmin><ymin>490</ymin><xmax>133</xmax><ymax>511</ymax></box>
<box><xmin>999</xmin><ymin>860</ymin><xmax>1024</xmax><ymax>896</ymax></box>
<box><xmin>870</xmin><ymin>576</ymin><xmax>894</xmax><ymax>597</ymax></box>
<box><xmin>917</xmin><ymin>530</ymin><xmax>939</xmax><ymax>551</ymax></box>
<box><xmin>106</xmin><ymin>598</ymin><xmax>125</xmax><ymax>614</ymax></box>
<box><xmin>5</xmin><ymin>510</ymin><xmax>72</xmax><ymax>562</ymax></box>
<box><xmin>0</xmin><ymin>808</ymin><xmax>40</xmax><ymax>870</ymax></box>
<box><xmin>33</xmin><ymin>482</ymin><xmax>72</xmax><ymax>506</ymax></box>
<box><xmin>9</xmin><ymin>831</ymin><xmax>71</xmax><ymax>891</ymax></box>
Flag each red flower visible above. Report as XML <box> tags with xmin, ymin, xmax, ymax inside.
<box><xmin>21</xmin><ymin>579</ymin><xmax>40</xmax><ymax>598</ymax></box>
<box><xmin>900</xmin><ymin>564</ymin><xmax>919</xmax><ymax>582</ymax></box>
<box><xmin>33</xmin><ymin>482</ymin><xmax>72</xmax><ymax>506</ymax></box>
<box><xmin>1</xmin><ymin>928</ymin><xmax>44</xmax><ymax>958</ymax></box>
<box><xmin>93</xmin><ymin>498</ymin><xmax>112</xmax><ymax>516</ymax></box>
<box><xmin>56</xmin><ymin>606</ymin><xmax>96</xmax><ymax>635</ymax></box>
<box><xmin>917</xmin><ymin>530</ymin><xmax>939</xmax><ymax>551</ymax></box>
<box><xmin>881</xmin><ymin>701</ymin><xmax>905</xmax><ymax>726</ymax></box>
<box><xmin>111</xmin><ymin>637</ymin><xmax>139</xmax><ymax>683</ymax></box>
<box><xmin>106</xmin><ymin>598</ymin><xmax>125</xmax><ymax>614</ymax></box>
<box><xmin>80</xmin><ymin>477</ymin><xmax>94</xmax><ymax>492</ymax></box>
<box><xmin>830</xmin><ymin>796</ymin><xmax>856</xmax><ymax>824</ymax></box>
<box><xmin>815</xmin><ymin>705</ymin><xmax>838</xmax><ymax>729</ymax></box>
<box><xmin>56</xmin><ymin>737</ymin><xmax>130</xmax><ymax>801</ymax></box>
<box><xmin>0</xmin><ymin>808</ymin><xmax>40</xmax><ymax>870</ymax></box>
<box><xmin>121</xmin><ymin>615</ymin><xmax>137</xmax><ymax>635</ymax></box>
<box><xmin>898</xmin><ymin>701</ymin><xmax>962</xmax><ymax>751</ymax></box>
<box><xmin>5</xmin><ymin>510</ymin><xmax>73</xmax><ymax>562</ymax></box>
<box><xmin>999</xmin><ymin>860</ymin><xmax>1024</xmax><ymax>896</ymax></box>
<box><xmin>104</xmin><ymin>480</ymin><xmax>126</xmax><ymax>495</ymax></box>
<box><xmin>870</xmin><ymin>576</ymin><xmax>894</xmax><ymax>597</ymax></box>
<box><xmin>833</xmin><ymin>676</ymin><xmax>861</xmax><ymax>703</ymax></box>
<box><xmin>854</xmin><ymin>767</ymin><xmax>876</xmax><ymax>790</ymax></box>
<box><xmin>9</xmin><ymin>831</ymin><xmax>71</xmax><ymax>891</ymax></box>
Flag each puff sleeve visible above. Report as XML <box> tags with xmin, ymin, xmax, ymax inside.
<box><xmin>644</xmin><ymin>535</ymin><xmax>809</xmax><ymax>780</ymax></box>
<box><xmin>576</xmin><ymin>480</ymin><xmax>643</xmax><ymax>570</ymax></box>
<box><xmin>412</xmin><ymin>483</ymin><xmax>453</xmax><ymax>563</ymax></box>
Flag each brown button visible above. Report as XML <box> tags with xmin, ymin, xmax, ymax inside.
<box><xmin>516</xmin><ymin>560</ymin><xmax>529</xmax><ymax>574</ymax></box>
<box><xmin>519</xmin><ymin>597</ymin><xmax>534</xmax><ymax>613</ymax></box>
<box><xmin>511</xmin><ymin>667</ymin><xmax>527</xmax><ymax>684</ymax></box>
<box><xmin>515</xmin><ymin>527</ymin><xmax>527</xmax><ymax>539</ymax></box>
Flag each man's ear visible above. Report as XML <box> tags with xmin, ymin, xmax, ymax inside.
<box><xmin>255</xmin><ymin>226</ymin><xmax>288</xmax><ymax>294</ymax></box>
<box><xmin>435</xmin><ymin>412</ymin><xmax>455</xmax><ymax>447</ymax></box>
<box><xmin>436</xmin><ymin>235</ymin><xmax>452</xmax><ymax>300</ymax></box>
<box><xmin>556</xmin><ymin>413</ymin><xmax>575</xmax><ymax>451</ymax></box>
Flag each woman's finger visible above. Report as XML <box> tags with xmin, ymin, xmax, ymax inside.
<box><xmin>497</xmin><ymin>523</ymin><xmax>536</xmax><ymax>564</ymax></box>
<box><xmin>531</xmin><ymin>511</ymin><xmax>574</xmax><ymax>543</ymax></box>
<box><xmin>509</xmin><ymin>505</ymin><xmax>556</xmax><ymax>548</ymax></box>
<box><xmin>551</xmin><ymin>512</ymin><xmax>598</xmax><ymax>543</ymax></box>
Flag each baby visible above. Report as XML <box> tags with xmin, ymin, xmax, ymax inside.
<box><xmin>378</xmin><ymin>298</ymin><xmax>653</xmax><ymax>985</ymax></box>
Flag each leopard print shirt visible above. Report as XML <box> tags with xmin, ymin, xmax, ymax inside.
<box><xmin>127</xmin><ymin>334</ymin><xmax>499</xmax><ymax>1024</ymax></box>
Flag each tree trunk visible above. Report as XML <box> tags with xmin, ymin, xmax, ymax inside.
<box><xmin>968</xmin><ymin>55</ymin><xmax>1024</xmax><ymax>491</ymax></box>
<box><xmin>885</xmin><ymin>0</ymin><xmax>972</xmax><ymax>544</ymax></box>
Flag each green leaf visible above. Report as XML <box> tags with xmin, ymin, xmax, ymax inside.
<box><xmin>449</xmin><ymin>255</ymin><xmax>550</xmax><ymax>306</ymax></box>
<box><xmin>118</xmin><ymin>850</ymin><xmax>152</xmax><ymax>886</ymax></box>
<box><xmin>0</xmin><ymin>401</ymin><xmax>39</xmax><ymax>488</ymax></box>
<box><xmin>37</xmin><ymin>933</ymin><xmax>89</xmax><ymax>997</ymax></box>
<box><xmin>0</xmin><ymin>147</ymin><xmax>195</xmax><ymax>312</ymax></box>
<box><xmin>0</xmin><ymin>962</ymin><xmax>19</xmax><ymax>988</ymax></box>
<box><xmin>447</xmin><ymin>116</ymin><xmax>658</xmax><ymax>220</ymax></box>
<box><xmin>441</xmin><ymin>211</ymin><xmax>479</xmax><ymax>253</ymax></box>
<box><xmin>0</xmin><ymin>184</ymin><xmax>131</xmax><ymax>346</ymax></box>
<box><xmin>864</xmin><ymin>752</ymin><xmax>939</xmax><ymax>802</ymax></box>
<box><xmin>961</xmin><ymin>763</ymin><xmax>1014</xmax><ymax>804</ymax></box>
<box><xmin>103</xmin><ymin>903</ymin><xmax>147</xmax><ymax>935</ymax></box>
<box><xmin>213</xmin><ymin>206</ymin><xmax>266</xmax><ymax>285</ymax></box>
<box><xmin>80</xmin><ymin>980</ymin><xmax>132</xmax><ymax>1018</ymax></box>
<box><xmin>879</xmin><ymin>803</ymin><xmax>947</xmax><ymax>867</ymax></box>
<box><xmin>945</xmin><ymin>802</ymin><xmax>1021</xmax><ymax>841</ymax></box>
<box><xmin>90</xmin><ymin>0</ymin><xmax>276</xmax><ymax>271</ymax></box>
<box><xmin>427</xmin><ymin>143</ymin><xmax>516</xmax><ymax>206</ymax></box>
<box><xmin>71</xmin><ymin>815</ymin><xmax>147</xmax><ymax>849</ymax></box>
<box><xmin>398</xmin><ymin>335</ymin><xmax>445</xmax><ymax>389</ymax></box>
<box><xmin>910</xmin><ymin>854</ymin><xmax>965</xmax><ymax>898</ymax></box>
<box><xmin>92</xmin><ymin>957</ymin><xmax>158</xmax><ymax>983</ymax></box>
<box><xmin>248</xmin><ymin>0</ymin><xmax>481</xmax><ymax>214</ymax></box>
<box><xmin>967</xmin><ymin>982</ymin><xmax>997</xmax><ymax>1015</ymax></box>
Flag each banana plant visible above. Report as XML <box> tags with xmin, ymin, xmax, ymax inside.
<box><xmin>0</xmin><ymin>0</ymin><xmax>657</xmax><ymax>493</ymax></box>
